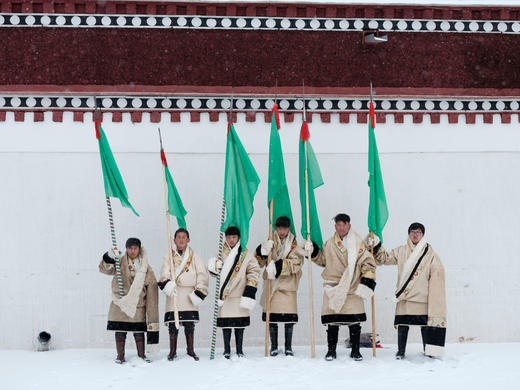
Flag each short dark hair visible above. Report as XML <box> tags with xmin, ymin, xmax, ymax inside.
<box><xmin>334</xmin><ymin>213</ymin><xmax>350</xmax><ymax>223</ymax></box>
<box><xmin>275</xmin><ymin>216</ymin><xmax>291</xmax><ymax>228</ymax></box>
<box><xmin>125</xmin><ymin>237</ymin><xmax>141</xmax><ymax>249</ymax></box>
<box><xmin>408</xmin><ymin>222</ymin><xmax>425</xmax><ymax>234</ymax></box>
<box><xmin>174</xmin><ymin>228</ymin><xmax>190</xmax><ymax>239</ymax></box>
<box><xmin>225</xmin><ymin>226</ymin><xmax>240</xmax><ymax>237</ymax></box>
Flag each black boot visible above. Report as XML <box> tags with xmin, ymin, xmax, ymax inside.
<box><xmin>325</xmin><ymin>325</ymin><xmax>338</xmax><ymax>361</ymax></box>
<box><xmin>115</xmin><ymin>332</ymin><xmax>126</xmax><ymax>364</ymax></box>
<box><xmin>284</xmin><ymin>323</ymin><xmax>294</xmax><ymax>356</ymax></box>
<box><xmin>349</xmin><ymin>324</ymin><xmax>363</xmax><ymax>361</ymax></box>
<box><xmin>185</xmin><ymin>323</ymin><xmax>199</xmax><ymax>361</ymax></box>
<box><xmin>223</xmin><ymin>329</ymin><xmax>232</xmax><ymax>359</ymax></box>
<box><xmin>167</xmin><ymin>323</ymin><xmax>178</xmax><ymax>361</ymax></box>
<box><xmin>134</xmin><ymin>333</ymin><xmax>151</xmax><ymax>363</ymax></box>
<box><xmin>235</xmin><ymin>328</ymin><xmax>245</xmax><ymax>357</ymax></box>
<box><xmin>269</xmin><ymin>323</ymin><xmax>278</xmax><ymax>356</ymax></box>
<box><xmin>396</xmin><ymin>326</ymin><xmax>409</xmax><ymax>360</ymax></box>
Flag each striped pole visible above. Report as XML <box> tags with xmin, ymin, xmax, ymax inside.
<box><xmin>106</xmin><ymin>196</ymin><xmax>124</xmax><ymax>296</ymax></box>
<box><xmin>209</xmin><ymin>198</ymin><xmax>226</xmax><ymax>360</ymax></box>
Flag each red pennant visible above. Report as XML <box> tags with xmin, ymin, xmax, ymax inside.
<box><xmin>94</xmin><ymin>119</ymin><xmax>101</xmax><ymax>139</ymax></box>
<box><xmin>160</xmin><ymin>149</ymin><xmax>168</xmax><ymax>166</ymax></box>
<box><xmin>273</xmin><ymin>103</ymin><xmax>281</xmax><ymax>130</ymax></box>
<box><xmin>227</xmin><ymin>121</ymin><xmax>232</xmax><ymax>134</ymax></box>
<box><xmin>300</xmin><ymin>121</ymin><xmax>310</xmax><ymax>141</ymax></box>
<box><xmin>369</xmin><ymin>102</ymin><xmax>376</xmax><ymax>129</ymax></box>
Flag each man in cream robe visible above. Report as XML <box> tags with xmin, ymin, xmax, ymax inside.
<box><xmin>255</xmin><ymin>216</ymin><xmax>304</xmax><ymax>356</ymax></box>
<box><xmin>367</xmin><ymin>222</ymin><xmax>446</xmax><ymax>359</ymax></box>
<box><xmin>311</xmin><ymin>214</ymin><xmax>376</xmax><ymax>361</ymax></box>
<box><xmin>99</xmin><ymin>237</ymin><xmax>159</xmax><ymax>364</ymax></box>
<box><xmin>208</xmin><ymin>226</ymin><xmax>260</xmax><ymax>359</ymax></box>
<box><xmin>158</xmin><ymin>228</ymin><xmax>209</xmax><ymax>361</ymax></box>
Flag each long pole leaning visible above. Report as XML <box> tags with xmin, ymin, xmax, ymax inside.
<box><xmin>161</xmin><ymin>166</ymin><xmax>180</xmax><ymax>330</ymax></box>
<box><xmin>264</xmin><ymin>200</ymin><xmax>274</xmax><ymax>357</ymax></box>
<box><xmin>304</xmin><ymin>141</ymin><xmax>316</xmax><ymax>358</ymax></box>
<box><xmin>370</xmin><ymin>232</ymin><xmax>377</xmax><ymax>357</ymax></box>
<box><xmin>209</xmin><ymin>198</ymin><xmax>226</xmax><ymax>360</ymax></box>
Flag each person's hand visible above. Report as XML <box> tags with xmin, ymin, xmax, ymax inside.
<box><xmin>260</xmin><ymin>240</ymin><xmax>274</xmax><ymax>256</ymax></box>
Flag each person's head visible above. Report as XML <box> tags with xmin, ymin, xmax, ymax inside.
<box><xmin>275</xmin><ymin>216</ymin><xmax>291</xmax><ymax>240</ymax></box>
<box><xmin>174</xmin><ymin>228</ymin><xmax>190</xmax><ymax>252</ymax></box>
<box><xmin>225</xmin><ymin>226</ymin><xmax>240</xmax><ymax>248</ymax></box>
<box><xmin>408</xmin><ymin>222</ymin><xmax>425</xmax><ymax>245</ymax></box>
<box><xmin>334</xmin><ymin>213</ymin><xmax>351</xmax><ymax>239</ymax></box>
<box><xmin>125</xmin><ymin>237</ymin><xmax>141</xmax><ymax>259</ymax></box>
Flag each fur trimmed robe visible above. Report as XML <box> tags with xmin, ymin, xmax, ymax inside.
<box><xmin>255</xmin><ymin>232</ymin><xmax>304</xmax><ymax>323</ymax></box>
<box><xmin>159</xmin><ymin>247</ymin><xmax>209</xmax><ymax>325</ymax></box>
<box><xmin>208</xmin><ymin>243</ymin><xmax>260</xmax><ymax>328</ymax></box>
<box><xmin>312</xmin><ymin>230</ymin><xmax>376</xmax><ymax>326</ymax></box>
<box><xmin>98</xmin><ymin>248</ymin><xmax>159</xmax><ymax>344</ymax></box>
<box><xmin>374</xmin><ymin>237</ymin><xmax>447</xmax><ymax>357</ymax></box>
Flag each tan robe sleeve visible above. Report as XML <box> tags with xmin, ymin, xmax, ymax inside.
<box><xmin>145</xmin><ymin>266</ymin><xmax>159</xmax><ymax>330</ymax></box>
<box><xmin>193</xmin><ymin>253</ymin><xmax>209</xmax><ymax>295</ymax></box>
<box><xmin>98</xmin><ymin>258</ymin><xmax>116</xmax><ymax>275</ymax></box>
<box><xmin>159</xmin><ymin>254</ymin><xmax>172</xmax><ymax>282</ymax></box>
<box><xmin>358</xmin><ymin>249</ymin><xmax>377</xmax><ymax>280</ymax></box>
<box><xmin>281</xmin><ymin>243</ymin><xmax>304</xmax><ymax>276</ymax></box>
<box><xmin>427</xmin><ymin>254</ymin><xmax>447</xmax><ymax>327</ymax></box>
<box><xmin>311</xmin><ymin>241</ymin><xmax>327</xmax><ymax>267</ymax></box>
<box><xmin>245</xmin><ymin>256</ymin><xmax>261</xmax><ymax>288</ymax></box>
<box><xmin>374</xmin><ymin>246</ymin><xmax>399</xmax><ymax>266</ymax></box>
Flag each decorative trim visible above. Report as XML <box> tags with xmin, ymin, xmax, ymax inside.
<box><xmin>2</xmin><ymin>94</ymin><xmax>519</xmax><ymax>113</ymax></box>
<box><xmin>164</xmin><ymin>310</ymin><xmax>200</xmax><ymax>323</ymax></box>
<box><xmin>321</xmin><ymin>313</ymin><xmax>367</xmax><ymax>325</ymax></box>
<box><xmin>262</xmin><ymin>312</ymin><xmax>298</xmax><ymax>323</ymax></box>
<box><xmin>107</xmin><ymin>321</ymin><xmax>147</xmax><ymax>332</ymax></box>
<box><xmin>394</xmin><ymin>315</ymin><xmax>428</xmax><ymax>326</ymax></box>
<box><xmin>1</xmin><ymin>13</ymin><xmax>520</xmax><ymax>35</ymax></box>
<box><xmin>217</xmin><ymin>316</ymin><xmax>250</xmax><ymax>328</ymax></box>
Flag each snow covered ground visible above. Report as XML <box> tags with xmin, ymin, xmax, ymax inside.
<box><xmin>3</xmin><ymin>343</ymin><xmax>518</xmax><ymax>390</ymax></box>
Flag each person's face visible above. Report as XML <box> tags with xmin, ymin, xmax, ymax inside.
<box><xmin>335</xmin><ymin>221</ymin><xmax>351</xmax><ymax>239</ymax></box>
<box><xmin>409</xmin><ymin>229</ymin><xmax>424</xmax><ymax>245</ymax></box>
<box><xmin>225</xmin><ymin>234</ymin><xmax>240</xmax><ymax>248</ymax></box>
<box><xmin>127</xmin><ymin>245</ymin><xmax>140</xmax><ymax>259</ymax></box>
<box><xmin>275</xmin><ymin>226</ymin><xmax>290</xmax><ymax>240</ymax></box>
<box><xmin>174</xmin><ymin>232</ymin><xmax>190</xmax><ymax>252</ymax></box>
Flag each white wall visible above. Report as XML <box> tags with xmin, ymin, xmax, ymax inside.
<box><xmin>1</xmin><ymin>111</ymin><xmax>519</xmax><ymax>350</ymax></box>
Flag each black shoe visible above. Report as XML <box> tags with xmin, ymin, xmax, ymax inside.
<box><xmin>325</xmin><ymin>325</ymin><xmax>339</xmax><ymax>361</ymax></box>
<box><xmin>349</xmin><ymin>324</ymin><xmax>363</xmax><ymax>361</ymax></box>
<box><xmin>237</xmin><ymin>352</ymin><xmax>245</xmax><ymax>358</ymax></box>
<box><xmin>284</xmin><ymin>324</ymin><xmax>294</xmax><ymax>357</ymax></box>
<box><xmin>350</xmin><ymin>350</ymin><xmax>363</xmax><ymax>361</ymax></box>
<box><xmin>325</xmin><ymin>350</ymin><xmax>337</xmax><ymax>361</ymax></box>
<box><xmin>167</xmin><ymin>353</ymin><xmax>177</xmax><ymax>361</ymax></box>
<box><xmin>396</xmin><ymin>326</ymin><xmax>409</xmax><ymax>360</ymax></box>
<box><xmin>270</xmin><ymin>348</ymin><xmax>279</xmax><ymax>356</ymax></box>
<box><xmin>223</xmin><ymin>352</ymin><xmax>231</xmax><ymax>359</ymax></box>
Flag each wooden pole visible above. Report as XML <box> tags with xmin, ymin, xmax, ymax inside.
<box><xmin>304</xmin><ymin>141</ymin><xmax>316</xmax><ymax>358</ymax></box>
<box><xmin>370</xmin><ymin>232</ymin><xmax>376</xmax><ymax>357</ymax></box>
<box><xmin>264</xmin><ymin>200</ymin><xmax>274</xmax><ymax>357</ymax></box>
<box><xmin>159</xmin><ymin>130</ymin><xmax>180</xmax><ymax>330</ymax></box>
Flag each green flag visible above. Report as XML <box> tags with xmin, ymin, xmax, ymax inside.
<box><xmin>161</xmin><ymin>149</ymin><xmax>187</xmax><ymax>229</ymax></box>
<box><xmin>221</xmin><ymin>123</ymin><xmax>260</xmax><ymax>247</ymax></box>
<box><xmin>268</xmin><ymin>105</ymin><xmax>295</xmax><ymax>234</ymax></box>
<box><xmin>299</xmin><ymin>121</ymin><xmax>323</xmax><ymax>248</ymax></box>
<box><xmin>367</xmin><ymin>102</ymin><xmax>388</xmax><ymax>242</ymax></box>
<box><xmin>95</xmin><ymin>121</ymin><xmax>138</xmax><ymax>216</ymax></box>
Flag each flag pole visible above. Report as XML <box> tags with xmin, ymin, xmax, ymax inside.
<box><xmin>369</xmin><ymin>81</ymin><xmax>377</xmax><ymax>358</ymax></box>
<box><xmin>158</xmin><ymin>129</ymin><xmax>180</xmax><ymax>330</ymax></box>
<box><xmin>303</xmin><ymin>80</ymin><xmax>316</xmax><ymax>358</ymax></box>
<box><xmin>94</xmin><ymin>97</ymin><xmax>124</xmax><ymax>297</ymax></box>
<box><xmin>264</xmin><ymin>200</ymin><xmax>274</xmax><ymax>357</ymax></box>
<box><xmin>209</xmin><ymin>93</ymin><xmax>233</xmax><ymax>360</ymax></box>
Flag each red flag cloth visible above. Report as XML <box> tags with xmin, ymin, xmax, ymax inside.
<box><xmin>300</xmin><ymin>121</ymin><xmax>310</xmax><ymax>141</ymax></box>
<box><xmin>273</xmin><ymin>103</ymin><xmax>281</xmax><ymax>130</ymax></box>
<box><xmin>160</xmin><ymin>149</ymin><xmax>168</xmax><ymax>166</ymax></box>
<box><xmin>94</xmin><ymin>119</ymin><xmax>101</xmax><ymax>139</ymax></box>
<box><xmin>369</xmin><ymin>102</ymin><xmax>376</xmax><ymax>129</ymax></box>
